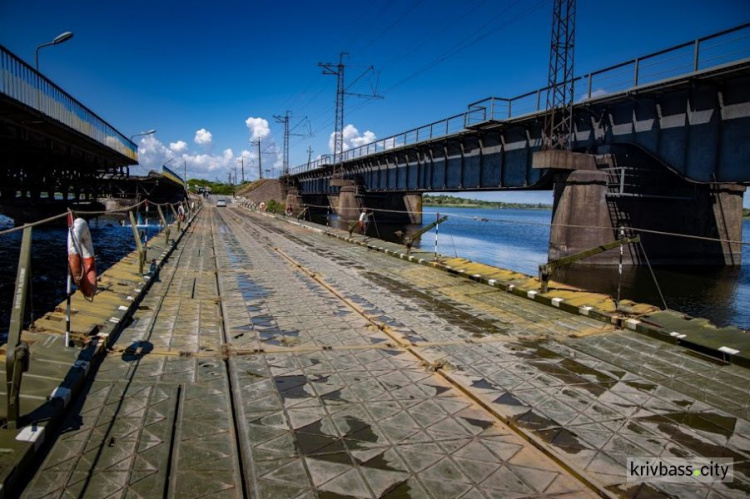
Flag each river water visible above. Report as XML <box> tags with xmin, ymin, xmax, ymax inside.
<box><xmin>318</xmin><ymin>207</ymin><xmax>750</xmax><ymax>330</ymax></box>
<box><xmin>0</xmin><ymin>214</ymin><xmax>164</xmax><ymax>339</ymax></box>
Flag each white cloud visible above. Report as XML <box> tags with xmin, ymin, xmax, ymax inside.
<box><xmin>138</xmin><ymin>136</ymin><xmax>251</xmax><ymax>181</ymax></box>
<box><xmin>137</xmin><ymin>135</ymin><xmax>171</xmax><ymax>173</ymax></box>
<box><xmin>245</xmin><ymin>117</ymin><xmax>270</xmax><ymax>141</ymax></box>
<box><xmin>135</xmin><ymin>118</ymin><xmax>282</xmax><ymax>181</ymax></box>
<box><xmin>329</xmin><ymin>124</ymin><xmax>376</xmax><ymax>153</ymax></box>
<box><xmin>194</xmin><ymin>128</ymin><xmax>213</xmax><ymax>145</ymax></box>
<box><xmin>169</xmin><ymin>140</ymin><xmax>188</xmax><ymax>153</ymax></box>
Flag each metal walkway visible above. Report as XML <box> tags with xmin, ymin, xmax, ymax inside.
<box><xmin>22</xmin><ymin>206</ymin><xmax>750</xmax><ymax>497</ymax></box>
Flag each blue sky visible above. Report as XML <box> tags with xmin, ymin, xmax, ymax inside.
<box><xmin>2</xmin><ymin>0</ymin><xmax>749</xmax><ymax>206</ymax></box>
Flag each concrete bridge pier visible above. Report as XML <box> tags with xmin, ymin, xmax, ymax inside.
<box><xmin>284</xmin><ymin>187</ymin><xmax>304</xmax><ymax>214</ymax></box>
<box><xmin>548</xmin><ymin>168</ymin><xmax>617</xmax><ymax>265</ymax></box>
<box><xmin>359</xmin><ymin>192</ymin><xmax>423</xmax><ymax>224</ymax></box>
<box><xmin>324</xmin><ymin>179</ymin><xmax>423</xmax><ymax>224</ymax></box>
<box><xmin>333</xmin><ymin>182</ymin><xmax>362</xmax><ymax>221</ymax></box>
<box><xmin>536</xmin><ymin>148</ymin><xmax>745</xmax><ymax>266</ymax></box>
<box><xmin>327</xmin><ymin>183</ymin><xmax>423</xmax><ymax>224</ymax></box>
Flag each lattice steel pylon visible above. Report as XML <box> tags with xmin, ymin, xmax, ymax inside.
<box><xmin>543</xmin><ymin>0</ymin><xmax>576</xmax><ymax>150</ymax></box>
<box><xmin>274</xmin><ymin>111</ymin><xmax>312</xmax><ymax>176</ymax></box>
<box><xmin>275</xmin><ymin>112</ymin><xmax>292</xmax><ymax>176</ymax></box>
<box><xmin>319</xmin><ymin>53</ymin><xmax>347</xmax><ymax>176</ymax></box>
<box><xmin>319</xmin><ymin>53</ymin><xmax>382</xmax><ymax>177</ymax></box>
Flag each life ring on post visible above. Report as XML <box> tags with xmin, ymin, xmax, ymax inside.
<box><xmin>68</xmin><ymin>216</ymin><xmax>97</xmax><ymax>299</ymax></box>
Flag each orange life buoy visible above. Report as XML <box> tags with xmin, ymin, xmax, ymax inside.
<box><xmin>68</xmin><ymin>217</ymin><xmax>97</xmax><ymax>299</ymax></box>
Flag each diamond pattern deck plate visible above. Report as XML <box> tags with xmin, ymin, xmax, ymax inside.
<box><xmin>232</xmin><ymin>350</ymin><xmax>589</xmax><ymax>498</ymax></box>
<box><xmin>219</xmin><ymin>209</ymin><xmax>750</xmax><ymax>498</ymax></box>
<box><xmin>22</xmin><ymin>380</ymin><xmax>179</xmax><ymax>498</ymax></box>
<box><xmin>416</xmin><ymin>340</ymin><xmax>750</xmax><ymax>497</ymax></box>
<box><xmin>28</xmin><ymin>206</ymin><xmax>750</xmax><ymax>498</ymax></box>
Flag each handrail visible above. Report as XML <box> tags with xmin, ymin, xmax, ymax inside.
<box><xmin>0</xmin><ymin>44</ymin><xmax>138</xmax><ymax>163</ymax></box>
<box><xmin>289</xmin><ymin>22</ymin><xmax>750</xmax><ymax>176</ymax></box>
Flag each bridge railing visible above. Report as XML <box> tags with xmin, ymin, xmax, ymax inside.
<box><xmin>469</xmin><ymin>22</ymin><xmax>750</xmax><ymax>122</ymax></box>
<box><xmin>0</xmin><ymin>45</ymin><xmax>138</xmax><ymax>163</ymax></box>
<box><xmin>290</xmin><ymin>22</ymin><xmax>750</xmax><ymax>176</ymax></box>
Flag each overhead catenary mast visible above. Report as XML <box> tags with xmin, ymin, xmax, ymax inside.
<box><xmin>318</xmin><ymin>53</ymin><xmax>382</xmax><ymax>176</ymax></box>
<box><xmin>319</xmin><ymin>53</ymin><xmax>347</xmax><ymax>175</ymax></box>
<box><xmin>274</xmin><ymin>111</ymin><xmax>312</xmax><ymax>176</ymax></box>
<box><xmin>543</xmin><ymin>0</ymin><xmax>576</xmax><ymax>150</ymax></box>
<box><xmin>251</xmin><ymin>138</ymin><xmax>262</xmax><ymax>179</ymax></box>
<box><xmin>237</xmin><ymin>157</ymin><xmax>245</xmax><ymax>183</ymax></box>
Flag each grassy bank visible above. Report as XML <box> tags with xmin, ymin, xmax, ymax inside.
<box><xmin>423</xmin><ymin>194</ymin><xmax>551</xmax><ymax>210</ymax></box>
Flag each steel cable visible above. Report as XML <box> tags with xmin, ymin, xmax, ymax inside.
<box><xmin>297</xmin><ymin>202</ymin><xmax>750</xmax><ymax>246</ymax></box>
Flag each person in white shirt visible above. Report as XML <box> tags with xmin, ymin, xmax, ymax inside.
<box><xmin>358</xmin><ymin>209</ymin><xmax>370</xmax><ymax>234</ymax></box>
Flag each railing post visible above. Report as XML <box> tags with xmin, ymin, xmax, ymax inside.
<box><xmin>157</xmin><ymin>205</ymin><xmax>170</xmax><ymax>245</ymax></box>
<box><xmin>6</xmin><ymin>226</ymin><xmax>32</xmax><ymax>430</ymax></box>
<box><xmin>587</xmin><ymin>73</ymin><xmax>593</xmax><ymax>99</ymax></box>
<box><xmin>508</xmin><ymin>100</ymin><xmax>512</xmax><ymax>119</ymax></box>
<box><xmin>634</xmin><ymin>58</ymin><xmax>640</xmax><ymax>86</ymax></box>
<box><xmin>128</xmin><ymin>211</ymin><xmax>145</xmax><ymax>275</ymax></box>
<box><xmin>490</xmin><ymin>98</ymin><xmax>495</xmax><ymax>120</ymax></box>
<box><xmin>170</xmin><ymin>204</ymin><xmax>181</xmax><ymax>233</ymax></box>
<box><xmin>693</xmin><ymin>39</ymin><xmax>700</xmax><ymax>71</ymax></box>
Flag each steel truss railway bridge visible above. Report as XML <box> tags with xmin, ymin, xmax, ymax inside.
<box><xmin>284</xmin><ymin>24</ymin><xmax>750</xmax><ymax>266</ymax></box>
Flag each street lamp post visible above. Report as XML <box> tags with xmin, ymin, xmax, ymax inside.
<box><xmin>35</xmin><ymin>31</ymin><xmax>74</xmax><ymax>71</ymax></box>
<box><xmin>130</xmin><ymin>129</ymin><xmax>157</xmax><ymax>141</ymax></box>
<box><xmin>130</xmin><ymin>131</ymin><xmax>157</xmax><ymax>175</ymax></box>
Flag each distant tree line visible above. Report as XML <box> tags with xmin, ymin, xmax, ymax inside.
<box><xmin>423</xmin><ymin>194</ymin><xmax>551</xmax><ymax>210</ymax></box>
<box><xmin>744</xmin><ymin>208</ymin><xmax>750</xmax><ymax>219</ymax></box>
<box><xmin>188</xmin><ymin>178</ymin><xmax>243</xmax><ymax>195</ymax></box>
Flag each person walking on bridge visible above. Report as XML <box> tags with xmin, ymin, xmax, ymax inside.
<box><xmin>358</xmin><ymin>208</ymin><xmax>371</xmax><ymax>235</ymax></box>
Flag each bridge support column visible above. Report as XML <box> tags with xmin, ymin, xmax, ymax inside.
<box><xmin>361</xmin><ymin>193</ymin><xmax>422</xmax><ymax>224</ymax></box>
<box><xmin>549</xmin><ymin>169</ymin><xmax>616</xmax><ymax>264</ymax></box>
<box><xmin>284</xmin><ymin>188</ymin><xmax>303</xmax><ymax>215</ymax></box>
<box><xmin>539</xmin><ymin>148</ymin><xmax>745</xmax><ymax>266</ymax></box>
<box><xmin>336</xmin><ymin>183</ymin><xmax>361</xmax><ymax>221</ymax></box>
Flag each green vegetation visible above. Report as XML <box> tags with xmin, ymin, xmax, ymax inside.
<box><xmin>266</xmin><ymin>199</ymin><xmax>285</xmax><ymax>214</ymax></box>
<box><xmin>188</xmin><ymin>178</ymin><xmax>255</xmax><ymax>195</ymax></box>
<box><xmin>423</xmin><ymin>194</ymin><xmax>551</xmax><ymax>210</ymax></box>
<box><xmin>744</xmin><ymin>208</ymin><xmax>750</xmax><ymax>219</ymax></box>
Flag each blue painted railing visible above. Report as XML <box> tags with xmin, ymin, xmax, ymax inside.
<box><xmin>0</xmin><ymin>45</ymin><xmax>138</xmax><ymax>163</ymax></box>
<box><xmin>290</xmin><ymin>22</ymin><xmax>750</xmax><ymax>175</ymax></box>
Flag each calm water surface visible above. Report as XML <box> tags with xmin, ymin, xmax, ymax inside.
<box><xmin>318</xmin><ymin>207</ymin><xmax>750</xmax><ymax>330</ymax></box>
<box><xmin>0</xmin><ymin>214</ymin><xmax>165</xmax><ymax>339</ymax></box>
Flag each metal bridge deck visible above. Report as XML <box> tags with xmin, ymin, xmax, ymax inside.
<box><xmin>21</xmin><ymin>206</ymin><xmax>750</xmax><ymax>498</ymax></box>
